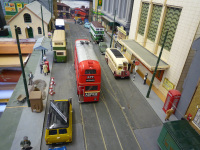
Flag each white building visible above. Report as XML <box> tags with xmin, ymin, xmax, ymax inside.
<box><xmin>8</xmin><ymin>1</ymin><xmax>52</xmax><ymax>39</ymax></box>
<box><xmin>121</xmin><ymin>0</ymin><xmax>200</xmax><ymax>100</ymax></box>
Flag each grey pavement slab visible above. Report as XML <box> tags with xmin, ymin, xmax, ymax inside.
<box><xmin>9</xmin><ymin>48</ymin><xmax>53</xmax><ymax>150</ymax></box>
<box><xmin>130</xmin><ymin>73</ymin><xmax>178</xmax><ymax>123</ymax></box>
<box><xmin>134</xmin><ymin>126</ymin><xmax>162</xmax><ymax>150</ymax></box>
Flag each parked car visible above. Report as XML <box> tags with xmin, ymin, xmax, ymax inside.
<box><xmin>84</xmin><ymin>22</ymin><xmax>90</xmax><ymax>29</ymax></box>
<box><xmin>77</xmin><ymin>18</ymin><xmax>83</xmax><ymax>25</ymax></box>
<box><xmin>99</xmin><ymin>42</ymin><xmax>108</xmax><ymax>54</ymax></box>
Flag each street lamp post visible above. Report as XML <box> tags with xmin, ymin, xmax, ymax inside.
<box><xmin>146</xmin><ymin>30</ymin><xmax>168</xmax><ymax>98</ymax></box>
<box><xmin>14</xmin><ymin>25</ymin><xmax>30</xmax><ymax>107</ymax></box>
<box><xmin>110</xmin><ymin>10</ymin><xmax>116</xmax><ymax>48</ymax></box>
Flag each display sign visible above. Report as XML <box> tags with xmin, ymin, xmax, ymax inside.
<box><xmin>16</xmin><ymin>3</ymin><xmax>23</xmax><ymax>12</ymax></box>
<box><xmin>98</xmin><ymin>0</ymin><xmax>102</xmax><ymax>6</ymax></box>
<box><xmin>86</xmin><ymin>76</ymin><xmax>95</xmax><ymax>82</ymax></box>
<box><xmin>5</xmin><ymin>3</ymin><xmax>16</xmax><ymax>12</ymax></box>
<box><xmin>162</xmin><ymin>78</ymin><xmax>174</xmax><ymax>91</ymax></box>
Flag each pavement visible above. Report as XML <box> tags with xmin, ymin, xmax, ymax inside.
<box><xmin>0</xmin><ymin>26</ymin><xmax>178</xmax><ymax>150</ymax></box>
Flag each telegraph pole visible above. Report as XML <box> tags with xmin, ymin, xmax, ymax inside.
<box><xmin>41</xmin><ymin>4</ymin><xmax>45</xmax><ymax>36</ymax></box>
<box><xmin>146</xmin><ymin>30</ymin><xmax>168</xmax><ymax>98</ymax></box>
<box><xmin>14</xmin><ymin>25</ymin><xmax>30</xmax><ymax>107</ymax></box>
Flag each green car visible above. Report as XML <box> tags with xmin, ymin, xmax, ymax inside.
<box><xmin>99</xmin><ymin>42</ymin><xmax>108</xmax><ymax>54</ymax></box>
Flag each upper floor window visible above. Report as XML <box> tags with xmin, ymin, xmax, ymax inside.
<box><xmin>159</xmin><ymin>7</ymin><xmax>182</xmax><ymax>51</ymax></box>
<box><xmin>38</xmin><ymin>27</ymin><xmax>42</xmax><ymax>34</ymax></box>
<box><xmin>138</xmin><ymin>3</ymin><xmax>149</xmax><ymax>35</ymax></box>
<box><xmin>147</xmin><ymin>5</ymin><xmax>162</xmax><ymax>42</ymax></box>
<box><xmin>24</xmin><ymin>13</ymin><xmax>32</xmax><ymax>23</ymax></box>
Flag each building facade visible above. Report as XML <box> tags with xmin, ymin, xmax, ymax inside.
<box><xmin>101</xmin><ymin>0</ymin><xmax>134</xmax><ymax>33</ymax></box>
<box><xmin>57</xmin><ymin>2</ymin><xmax>70</xmax><ymax>19</ymax></box>
<box><xmin>8</xmin><ymin>1</ymin><xmax>52</xmax><ymax>39</ymax></box>
<box><xmin>121</xmin><ymin>0</ymin><xmax>200</xmax><ymax>100</ymax></box>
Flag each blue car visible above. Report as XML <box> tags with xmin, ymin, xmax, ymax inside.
<box><xmin>49</xmin><ymin>146</ymin><xmax>67</xmax><ymax>150</ymax></box>
<box><xmin>84</xmin><ymin>22</ymin><xmax>90</xmax><ymax>29</ymax></box>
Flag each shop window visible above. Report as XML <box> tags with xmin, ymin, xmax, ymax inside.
<box><xmin>193</xmin><ymin>109</ymin><xmax>200</xmax><ymax>129</ymax></box>
<box><xmin>150</xmin><ymin>70</ymin><xmax>164</xmax><ymax>81</ymax></box>
<box><xmin>138</xmin><ymin>3</ymin><xmax>149</xmax><ymax>35</ymax></box>
<box><xmin>159</xmin><ymin>7</ymin><xmax>182</xmax><ymax>51</ymax></box>
<box><xmin>38</xmin><ymin>27</ymin><xmax>42</xmax><ymax>34</ymax></box>
<box><xmin>24</xmin><ymin>13</ymin><xmax>32</xmax><ymax>23</ymax></box>
<box><xmin>17</xmin><ymin>27</ymin><xmax>22</xmax><ymax>34</ymax></box>
<box><xmin>147</xmin><ymin>5</ymin><xmax>162</xmax><ymax>42</ymax></box>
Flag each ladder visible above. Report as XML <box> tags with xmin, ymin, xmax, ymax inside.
<box><xmin>50</xmin><ymin>101</ymin><xmax>68</xmax><ymax>123</ymax></box>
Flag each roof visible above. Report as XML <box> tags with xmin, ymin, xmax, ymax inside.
<box><xmin>121</xmin><ymin>39</ymin><xmax>170</xmax><ymax>71</ymax></box>
<box><xmin>57</xmin><ymin>2</ymin><xmax>70</xmax><ymax>8</ymax></box>
<box><xmin>47</xmin><ymin>100</ymin><xmax>69</xmax><ymax>129</ymax></box>
<box><xmin>163</xmin><ymin>120</ymin><xmax>200</xmax><ymax>149</ymax></box>
<box><xmin>33</xmin><ymin>36</ymin><xmax>51</xmax><ymax>51</ymax></box>
<box><xmin>8</xmin><ymin>1</ymin><xmax>51</xmax><ymax>24</ymax></box>
<box><xmin>0</xmin><ymin>55</ymin><xmax>29</xmax><ymax>67</ymax></box>
<box><xmin>0</xmin><ymin>42</ymin><xmax>34</xmax><ymax>54</ymax></box>
<box><xmin>52</xmin><ymin>30</ymin><xmax>65</xmax><ymax>42</ymax></box>
<box><xmin>91</xmin><ymin>21</ymin><xmax>104</xmax><ymax>28</ymax></box>
<box><xmin>75</xmin><ymin>40</ymin><xmax>98</xmax><ymax>63</ymax></box>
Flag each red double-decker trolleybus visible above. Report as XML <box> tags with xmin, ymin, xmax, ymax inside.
<box><xmin>74</xmin><ymin>39</ymin><xmax>101</xmax><ymax>102</ymax></box>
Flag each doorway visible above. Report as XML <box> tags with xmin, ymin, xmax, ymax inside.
<box><xmin>25</xmin><ymin>27</ymin><xmax>33</xmax><ymax>38</ymax></box>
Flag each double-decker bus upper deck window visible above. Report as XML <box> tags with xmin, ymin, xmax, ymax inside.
<box><xmin>85</xmin><ymin>86</ymin><xmax>98</xmax><ymax>91</ymax></box>
<box><xmin>85</xmin><ymin>69</ymin><xmax>96</xmax><ymax>74</ymax></box>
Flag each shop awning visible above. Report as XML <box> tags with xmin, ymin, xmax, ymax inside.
<box><xmin>121</xmin><ymin>39</ymin><xmax>170</xmax><ymax>71</ymax></box>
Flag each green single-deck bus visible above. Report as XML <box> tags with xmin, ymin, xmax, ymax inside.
<box><xmin>90</xmin><ymin>21</ymin><xmax>104</xmax><ymax>44</ymax></box>
<box><xmin>52</xmin><ymin>30</ymin><xmax>67</xmax><ymax>62</ymax></box>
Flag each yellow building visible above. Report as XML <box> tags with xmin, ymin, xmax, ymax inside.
<box><xmin>8</xmin><ymin>1</ymin><xmax>52</xmax><ymax>39</ymax></box>
<box><xmin>185</xmin><ymin>80</ymin><xmax>200</xmax><ymax>134</ymax></box>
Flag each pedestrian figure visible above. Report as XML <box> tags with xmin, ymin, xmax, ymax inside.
<box><xmin>20</xmin><ymin>136</ymin><xmax>32</xmax><ymax>150</ymax></box>
<box><xmin>43</xmin><ymin>55</ymin><xmax>47</xmax><ymax>62</ymax></box>
<box><xmin>43</xmin><ymin>64</ymin><xmax>48</xmax><ymax>76</ymax></box>
<box><xmin>40</xmin><ymin>61</ymin><xmax>44</xmax><ymax>74</ymax></box>
<box><xmin>165</xmin><ymin>107</ymin><xmax>175</xmax><ymax>121</ymax></box>
<box><xmin>74</xmin><ymin>18</ymin><xmax>76</xmax><ymax>24</ymax></box>
<box><xmin>144</xmin><ymin>73</ymin><xmax>148</xmax><ymax>85</ymax></box>
<box><xmin>28</xmin><ymin>72</ymin><xmax>34</xmax><ymax>85</ymax></box>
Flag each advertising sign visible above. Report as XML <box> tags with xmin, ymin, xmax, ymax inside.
<box><xmin>16</xmin><ymin>3</ymin><xmax>23</xmax><ymax>12</ymax></box>
<box><xmin>98</xmin><ymin>0</ymin><xmax>102</xmax><ymax>6</ymax></box>
<box><xmin>162</xmin><ymin>78</ymin><xmax>174</xmax><ymax>91</ymax></box>
<box><xmin>4</xmin><ymin>2</ymin><xmax>16</xmax><ymax>12</ymax></box>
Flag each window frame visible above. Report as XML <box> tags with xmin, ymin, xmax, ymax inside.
<box><xmin>23</xmin><ymin>13</ymin><xmax>32</xmax><ymax>23</ymax></box>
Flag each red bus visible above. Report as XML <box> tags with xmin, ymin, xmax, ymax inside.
<box><xmin>74</xmin><ymin>39</ymin><xmax>101</xmax><ymax>102</ymax></box>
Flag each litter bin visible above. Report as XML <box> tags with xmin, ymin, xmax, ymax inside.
<box><xmin>29</xmin><ymin>91</ymin><xmax>43</xmax><ymax>112</ymax></box>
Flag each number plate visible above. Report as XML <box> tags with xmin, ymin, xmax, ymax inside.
<box><xmin>85</xmin><ymin>93</ymin><xmax>98</xmax><ymax>97</ymax></box>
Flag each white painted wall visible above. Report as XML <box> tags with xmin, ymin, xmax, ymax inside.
<box><xmin>129</xmin><ymin>0</ymin><xmax>200</xmax><ymax>96</ymax></box>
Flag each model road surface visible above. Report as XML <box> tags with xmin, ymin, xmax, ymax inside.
<box><xmin>41</xmin><ymin>22</ymin><xmax>162</xmax><ymax>150</ymax></box>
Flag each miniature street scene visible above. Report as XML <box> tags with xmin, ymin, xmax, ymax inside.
<box><xmin>0</xmin><ymin>0</ymin><xmax>200</xmax><ymax>150</ymax></box>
